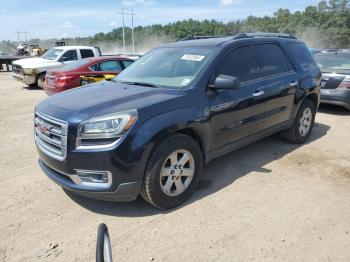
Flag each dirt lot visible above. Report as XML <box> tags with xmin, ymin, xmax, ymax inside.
<box><xmin>0</xmin><ymin>72</ymin><xmax>350</xmax><ymax>262</ymax></box>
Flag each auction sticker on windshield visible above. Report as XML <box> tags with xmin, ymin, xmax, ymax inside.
<box><xmin>181</xmin><ymin>54</ymin><xmax>205</xmax><ymax>62</ymax></box>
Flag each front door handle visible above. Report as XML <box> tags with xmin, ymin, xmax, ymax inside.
<box><xmin>252</xmin><ymin>90</ymin><xmax>265</xmax><ymax>97</ymax></box>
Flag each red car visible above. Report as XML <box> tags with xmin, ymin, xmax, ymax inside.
<box><xmin>44</xmin><ymin>56</ymin><xmax>136</xmax><ymax>95</ymax></box>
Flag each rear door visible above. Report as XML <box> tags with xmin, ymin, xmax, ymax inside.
<box><xmin>252</xmin><ymin>43</ymin><xmax>298</xmax><ymax>129</ymax></box>
<box><xmin>209</xmin><ymin>45</ymin><xmax>267</xmax><ymax>150</ymax></box>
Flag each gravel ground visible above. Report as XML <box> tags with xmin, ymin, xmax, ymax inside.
<box><xmin>0</xmin><ymin>72</ymin><xmax>349</xmax><ymax>262</ymax></box>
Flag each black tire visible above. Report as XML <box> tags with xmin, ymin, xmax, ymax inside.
<box><xmin>141</xmin><ymin>134</ymin><xmax>203</xmax><ymax>209</ymax></box>
<box><xmin>27</xmin><ymin>83</ymin><xmax>37</xmax><ymax>88</ymax></box>
<box><xmin>284</xmin><ymin>99</ymin><xmax>316</xmax><ymax>144</ymax></box>
<box><xmin>37</xmin><ymin>73</ymin><xmax>46</xmax><ymax>89</ymax></box>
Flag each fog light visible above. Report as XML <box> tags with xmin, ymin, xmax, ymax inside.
<box><xmin>74</xmin><ymin>170</ymin><xmax>112</xmax><ymax>187</ymax></box>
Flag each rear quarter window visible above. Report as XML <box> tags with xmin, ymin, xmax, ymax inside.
<box><xmin>122</xmin><ymin>60</ymin><xmax>134</xmax><ymax>68</ymax></box>
<box><xmin>286</xmin><ymin>43</ymin><xmax>317</xmax><ymax>69</ymax></box>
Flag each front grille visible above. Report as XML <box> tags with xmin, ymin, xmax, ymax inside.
<box><xmin>34</xmin><ymin>112</ymin><xmax>68</xmax><ymax>161</ymax></box>
<box><xmin>12</xmin><ymin>64</ymin><xmax>22</xmax><ymax>74</ymax></box>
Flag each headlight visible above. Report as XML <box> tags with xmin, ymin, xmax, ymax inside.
<box><xmin>77</xmin><ymin>109</ymin><xmax>137</xmax><ymax>140</ymax></box>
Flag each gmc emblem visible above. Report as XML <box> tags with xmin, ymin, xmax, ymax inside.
<box><xmin>38</xmin><ymin>122</ymin><xmax>52</xmax><ymax>136</ymax></box>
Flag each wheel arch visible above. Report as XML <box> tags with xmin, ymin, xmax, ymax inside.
<box><xmin>132</xmin><ymin>109</ymin><xmax>209</xmax><ymax>181</ymax></box>
<box><xmin>305</xmin><ymin>92</ymin><xmax>319</xmax><ymax>110</ymax></box>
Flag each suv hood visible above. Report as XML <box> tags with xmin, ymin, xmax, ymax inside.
<box><xmin>12</xmin><ymin>57</ymin><xmax>58</xmax><ymax>69</ymax></box>
<box><xmin>36</xmin><ymin>81</ymin><xmax>182</xmax><ymax>122</ymax></box>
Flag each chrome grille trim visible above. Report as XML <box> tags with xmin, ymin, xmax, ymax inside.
<box><xmin>34</xmin><ymin>112</ymin><xmax>68</xmax><ymax>161</ymax></box>
<box><xmin>12</xmin><ymin>64</ymin><xmax>22</xmax><ymax>74</ymax></box>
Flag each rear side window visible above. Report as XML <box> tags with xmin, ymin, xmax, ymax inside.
<box><xmin>99</xmin><ymin>60</ymin><xmax>122</xmax><ymax>72</ymax></box>
<box><xmin>122</xmin><ymin>60</ymin><xmax>134</xmax><ymax>68</ymax></box>
<box><xmin>286</xmin><ymin>43</ymin><xmax>317</xmax><ymax>69</ymax></box>
<box><xmin>216</xmin><ymin>45</ymin><xmax>258</xmax><ymax>83</ymax></box>
<box><xmin>80</xmin><ymin>49</ymin><xmax>95</xmax><ymax>59</ymax></box>
<box><xmin>90</xmin><ymin>64</ymin><xmax>98</xmax><ymax>71</ymax></box>
<box><xmin>254</xmin><ymin>44</ymin><xmax>290</xmax><ymax>78</ymax></box>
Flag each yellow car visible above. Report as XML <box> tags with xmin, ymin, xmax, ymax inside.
<box><xmin>80</xmin><ymin>74</ymin><xmax>116</xmax><ymax>86</ymax></box>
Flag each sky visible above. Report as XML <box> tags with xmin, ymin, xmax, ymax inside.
<box><xmin>0</xmin><ymin>0</ymin><xmax>320</xmax><ymax>41</ymax></box>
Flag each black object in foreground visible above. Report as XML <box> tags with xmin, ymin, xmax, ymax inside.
<box><xmin>96</xmin><ymin>223</ymin><xmax>113</xmax><ymax>262</ymax></box>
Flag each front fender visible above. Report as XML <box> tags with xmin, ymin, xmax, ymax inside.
<box><xmin>131</xmin><ymin>108</ymin><xmax>209</xmax><ymax>171</ymax></box>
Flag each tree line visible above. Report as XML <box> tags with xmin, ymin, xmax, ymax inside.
<box><xmin>2</xmin><ymin>0</ymin><xmax>350</xmax><ymax>54</ymax></box>
<box><xmin>89</xmin><ymin>0</ymin><xmax>350</xmax><ymax>49</ymax></box>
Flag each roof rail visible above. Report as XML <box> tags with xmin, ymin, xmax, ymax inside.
<box><xmin>179</xmin><ymin>36</ymin><xmax>222</xmax><ymax>41</ymax></box>
<box><xmin>233</xmin><ymin>32</ymin><xmax>297</xmax><ymax>39</ymax></box>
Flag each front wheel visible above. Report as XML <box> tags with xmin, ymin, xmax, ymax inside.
<box><xmin>37</xmin><ymin>73</ymin><xmax>46</xmax><ymax>89</ymax></box>
<box><xmin>284</xmin><ymin>99</ymin><xmax>316</xmax><ymax>144</ymax></box>
<box><xmin>141</xmin><ymin>134</ymin><xmax>203</xmax><ymax>209</ymax></box>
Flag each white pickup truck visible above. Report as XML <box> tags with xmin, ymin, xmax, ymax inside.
<box><xmin>12</xmin><ymin>46</ymin><xmax>101</xmax><ymax>88</ymax></box>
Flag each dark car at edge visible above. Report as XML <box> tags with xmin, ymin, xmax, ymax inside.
<box><xmin>34</xmin><ymin>33</ymin><xmax>321</xmax><ymax>209</ymax></box>
<box><xmin>313</xmin><ymin>51</ymin><xmax>350</xmax><ymax>110</ymax></box>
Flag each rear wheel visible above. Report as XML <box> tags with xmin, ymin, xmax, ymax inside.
<box><xmin>141</xmin><ymin>134</ymin><xmax>203</xmax><ymax>209</ymax></box>
<box><xmin>284</xmin><ymin>99</ymin><xmax>316</xmax><ymax>144</ymax></box>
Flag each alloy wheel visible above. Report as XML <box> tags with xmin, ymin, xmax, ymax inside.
<box><xmin>299</xmin><ymin>107</ymin><xmax>312</xmax><ymax>137</ymax></box>
<box><xmin>159</xmin><ymin>149</ymin><xmax>195</xmax><ymax>197</ymax></box>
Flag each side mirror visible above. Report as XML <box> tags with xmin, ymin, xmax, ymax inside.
<box><xmin>59</xmin><ymin>56</ymin><xmax>68</xmax><ymax>62</ymax></box>
<box><xmin>212</xmin><ymin>74</ymin><xmax>240</xmax><ymax>90</ymax></box>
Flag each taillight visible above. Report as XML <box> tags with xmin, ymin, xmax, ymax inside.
<box><xmin>57</xmin><ymin>75</ymin><xmax>73</xmax><ymax>81</ymax></box>
<box><xmin>338</xmin><ymin>77</ymin><xmax>350</xmax><ymax>90</ymax></box>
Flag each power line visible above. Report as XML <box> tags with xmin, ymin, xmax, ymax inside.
<box><xmin>15</xmin><ymin>30</ymin><xmax>29</xmax><ymax>42</ymax></box>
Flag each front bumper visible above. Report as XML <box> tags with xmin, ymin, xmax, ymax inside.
<box><xmin>12</xmin><ymin>71</ymin><xmax>37</xmax><ymax>85</ymax></box>
<box><xmin>39</xmin><ymin>159</ymin><xmax>142</xmax><ymax>202</ymax></box>
<box><xmin>320</xmin><ymin>89</ymin><xmax>350</xmax><ymax>110</ymax></box>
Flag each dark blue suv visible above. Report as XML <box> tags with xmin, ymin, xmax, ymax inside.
<box><xmin>35</xmin><ymin>33</ymin><xmax>321</xmax><ymax>209</ymax></box>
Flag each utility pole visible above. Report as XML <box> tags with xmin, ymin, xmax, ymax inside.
<box><xmin>122</xmin><ymin>8</ymin><xmax>126</xmax><ymax>54</ymax></box>
<box><xmin>131</xmin><ymin>9</ymin><xmax>135</xmax><ymax>53</ymax></box>
<box><xmin>15</xmin><ymin>30</ymin><xmax>29</xmax><ymax>43</ymax></box>
<box><xmin>117</xmin><ymin>9</ymin><xmax>136</xmax><ymax>54</ymax></box>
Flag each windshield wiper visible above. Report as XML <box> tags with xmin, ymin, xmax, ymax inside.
<box><xmin>121</xmin><ymin>81</ymin><xmax>160</xmax><ymax>88</ymax></box>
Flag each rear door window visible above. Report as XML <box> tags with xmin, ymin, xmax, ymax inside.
<box><xmin>80</xmin><ymin>49</ymin><xmax>95</xmax><ymax>59</ymax></box>
<box><xmin>99</xmin><ymin>60</ymin><xmax>123</xmax><ymax>72</ymax></box>
<box><xmin>216</xmin><ymin>45</ymin><xmax>258</xmax><ymax>83</ymax></box>
<box><xmin>286</xmin><ymin>43</ymin><xmax>318</xmax><ymax>69</ymax></box>
<box><xmin>254</xmin><ymin>44</ymin><xmax>290</xmax><ymax>78</ymax></box>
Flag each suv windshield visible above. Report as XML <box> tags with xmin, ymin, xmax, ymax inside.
<box><xmin>42</xmin><ymin>48</ymin><xmax>64</xmax><ymax>60</ymax></box>
<box><xmin>114</xmin><ymin>47</ymin><xmax>214</xmax><ymax>88</ymax></box>
<box><xmin>314</xmin><ymin>52</ymin><xmax>350</xmax><ymax>71</ymax></box>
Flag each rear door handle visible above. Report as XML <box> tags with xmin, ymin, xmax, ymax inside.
<box><xmin>290</xmin><ymin>81</ymin><xmax>298</xmax><ymax>87</ymax></box>
<box><xmin>252</xmin><ymin>90</ymin><xmax>265</xmax><ymax>97</ymax></box>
